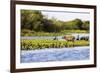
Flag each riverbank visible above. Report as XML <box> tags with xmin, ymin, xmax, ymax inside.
<box><xmin>21</xmin><ymin>30</ymin><xmax>89</xmax><ymax>36</ymax></box>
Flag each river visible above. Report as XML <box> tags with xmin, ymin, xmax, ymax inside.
<box><xmin>21</xmin><ymin>33</ymin><xmax>89</xmax><ymax>40</ymax></box>
<box><xmin>21</xmin><ymin>46</ymin><xmax>89</xmax><ymax>63</ymax></box>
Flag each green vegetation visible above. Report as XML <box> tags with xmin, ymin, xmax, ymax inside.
<box><xmin>21</xmin><ymin>10</ymin><xmax>89</xmax><ymax>36</ymax></box>
<box><xmin>21</xmin><ymin>29</ymin><xmax>88</xmax><ymax>36</ymax></box>
<box><xmin>21</xmin><ymin>39</ymin><xmax>89</xmax><ymax>50</ymax></box>
<box><xmin>21</xmin><ymin>10</ymin><xmax>90</xmax><ymax>50</ymax></box>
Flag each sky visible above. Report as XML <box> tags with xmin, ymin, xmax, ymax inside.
<box><xmin>41</xmin><ymin>10</ymin><xmax>90</xmax><ymax>21</ymax></box>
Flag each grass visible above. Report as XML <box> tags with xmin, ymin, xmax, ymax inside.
<box><xmin>21</xmin><ymin>39</ymin><xmax>89</xmax><ymax>50</ymax></box>
<box><xmin>21</xmin><ymin>29</ymin><xmax>89</xmax><ymax>36</ymax></box>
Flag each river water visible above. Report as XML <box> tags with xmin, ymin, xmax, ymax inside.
<box><xmin>21</xmin><ymin>46</ymin><xmax>89</xmax><ymax>63</ymax></box>
<box><xmin>21</xmin><ymin>33</ymin><xmax>89</xmax><ymax>40</ymax></box>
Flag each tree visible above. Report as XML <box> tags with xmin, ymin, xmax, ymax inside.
<box><xmin>21</xmin><ymin>10</ymin><xmax>44</xmax><ymax>31</ymax></box>
<box><xmin>51</xmin><ymin>18</ymin><xmax>64</xmax><ymax>32</ymax></box>
<box><xmin>64</xmin><ymin>19</ymin><xmax>83</xmax><ymax>30</ymax></box>
<box><xmin>82</xmin><ymin>21</ymin><xmax>89</xmax><ymax>30</ymax></box>
<box><xmin>21</xmin><ymin>10</ymin><xmax>89</xmax><ymax>34</ymax></box>
<box><xmin>73</xmin><ymin>19</ymin><xmax>83</xmax><ymax>29</ymax></box>
<box><xmin>42</xmin><ymin>19</ymin><xmax>54</xmax><ymax>32</ymax></box>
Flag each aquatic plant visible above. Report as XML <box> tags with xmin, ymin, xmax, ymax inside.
<box><xmin>21</xmin><ymin>39</ymin><xmax>89</xmax><ymax>50</ymax></box>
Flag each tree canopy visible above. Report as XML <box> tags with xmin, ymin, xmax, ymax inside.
<box><xmin>21</xmin><ymin>10</ymin><xmax>90</xmax><ymax>33</ymax></box>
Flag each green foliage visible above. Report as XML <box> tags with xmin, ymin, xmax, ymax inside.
<box><xmin>21</xmin><ymin>39</ymin><xmax>89</xmax><ymax>50</ymax></box>
<box><xmin>50</xmin><ymin>18</ymin><xmax>65</xmax><ymax>32</ymax></box>
<box><xmin>74</xmin><ymin>40</ymin><xmax>89</xmax><ymax>46</ymax></box>
<box><xmin>61</xmin><ymin>30</ymin><xmax>88</xmax><ymax>34</ymax></box>
<box><xmin>21</xmin><ymin>30</ymin><xmax>88</xmax><ymax>36</ymax></box>
<box><xmin>42</xmin><ymin>19</ymin><xmax>56</xmax><ymax>32</ymax></box>
<box><xmin>64</xmin><ymin>19</ymin><xmax>83</xmax><ymax>30</ymax></box>
<box><xmin>82</xmin><ymin>21</ymin><xmax>90</xmax><ymax>30</ymax></box>
<box><xmin>21</xmin><ymin>10</ymin><xmax>90</xmax><ymax>36</ymax></box>
<box><xmin>21</xmin><ymin>10</ymin><xmax>44</xmax><ymax>31</ymax></box>
<box><xmin>21</xmin><ymin>29</ymin><xmax>35</xmax><ymax>36</ymax></box>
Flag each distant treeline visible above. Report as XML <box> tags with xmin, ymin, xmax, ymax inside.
<box><xmin>21</xmin><ymin>10</ymin><xmax>89</xmax><ymax>33</ymax></box>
